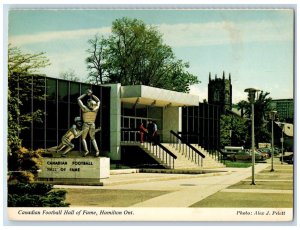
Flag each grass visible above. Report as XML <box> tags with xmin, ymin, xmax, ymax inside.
<box><xmin>223</xmin><ymin>160</ymin><xmax>252</xmax><ymax>168</ymax></box>
<box><xmin>60</xmin><ymin>188</ymin><xmax>170</xmax><ymax>207</ymax></box>
<box><xmin>189</xmin><ymin>192</ymin><xmax>293</xmax><ymax>208</ymax></box>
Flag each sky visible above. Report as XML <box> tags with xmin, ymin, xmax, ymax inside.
<box><xmin>7</xmin><ymin>7</ymin><xmax>294</xmax><ymax>103</ymax></box>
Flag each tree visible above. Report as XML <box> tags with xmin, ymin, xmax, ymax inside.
<box><xmin>220</xmin><ymin>114</ymin><xmax>248</xmax><ymax>148</ymax></box>
<box><xmin>8</xmin><ymin>45</ymin><xmax>69</xmax><ymax>207</ymax></box>
<box><xmin>86</xmin><ymin>35</ymin><xmax>108</xmax><ymax>85</ymax></box>
<box><xmin>86</xmin><ymin>17</ymin><xmax>199</xmax><ymax>92</ymax></box>
<box><xmin>59</xmin><ymin>68</ymin><xmax>80</xmax><ymax>82</ymax></box>
<box><xmin>8</xmin><ymin>44</ymin><xmax>50</xmax><ymax>156</ymax></box>
<box><xmin>239</xmin><ymin>91</ymin><xmax>273</xmax><ymax>146</ymax></box>
<box><xmin>236</xmin><ymin>100</ymin><xmax>248</xmax><ymax>118</ymax></box>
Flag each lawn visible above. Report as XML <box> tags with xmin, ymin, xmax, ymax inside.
<box><xmin>223</xmin><ymin>160</ymin><xmax>252</xmax><ymax>168</ymax></box>
<box><xmin>59</xmin><ymin>188</ymin><xmax>170</xmax><ymax>207</ymax></box>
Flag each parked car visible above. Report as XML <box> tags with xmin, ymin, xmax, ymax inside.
<box><xmin>281</xmin><ymin>153</ymin><xmax>294</xmax><ymax>164</ymax></box>
<box><xmin>228</xmin><ymin>149</ymin><xmax>266</xmax><ymax>162</ymax></box>
<box><xmin>274</xmin><ymin>147</ymin><xmax>281</xmax><ymax>155</ymax></box>
<box><xmin>258</xmin><ymin>148</ymin><xmax>271</xmax><ymax>158</ymax></box>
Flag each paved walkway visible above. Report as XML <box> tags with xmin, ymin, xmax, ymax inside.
<box><xmin>55</xmin><ymin>163</ymin><xmax>271</xmax><ymax>207</ymax></box>
<box><xmin>131</xmin><ymin>163</ymin><xmax>268</xmax><ymax>207</ymax></box>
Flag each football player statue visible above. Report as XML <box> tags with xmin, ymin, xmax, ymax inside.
<box><xmin>77</xmin><ymin>89</ymin><xmax>101</xmax><ymax>157</ymax></box>
<box><xmin>48</xmin><ymin>116</ymin><xmax>83</xmax><ymax>157</ymax></box>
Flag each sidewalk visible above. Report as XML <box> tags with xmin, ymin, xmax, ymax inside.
<box><xmin>190</xmin><ymin>157</ymin><xmax>293</xmax><ymax>208</ymax></box>
<box><xmin>54</xmin><ymin>157</ymin><xmax>293</xmax><ymax>208</ymax></box>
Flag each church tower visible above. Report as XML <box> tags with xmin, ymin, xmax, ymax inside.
<box><xmin>208</xmin><ymin>71</ymin><xmax>232</xmax><ymax>114</ymax></box>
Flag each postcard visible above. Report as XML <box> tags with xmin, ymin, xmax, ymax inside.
<box><xmin>5</xmin><ymin>4</ymin><xmax>295</xmax><ymax>224</ymax></box>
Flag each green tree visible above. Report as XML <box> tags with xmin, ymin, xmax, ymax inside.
<box><xmin>240</xmin><ymin>91</ymin><xmax>273</xmax><ymax>146</ymax></box>
<box><xmin>236</xmin><ymin>100</ymin><xmax>248</xmax><ymax>118</ymax></box>
<box><xmin>86</xmin><ymin>17</ymin><xmax>199</xmax><ymax>92</ymax></box>
<box><xmin>8</xmin><ymin>44</ymin><xmax>50</xmax><ymax>156</ymax></box>
<box><xmin>8</xmin><ymin>45</ymin><xmax>69</xmax><ymax>207</ymax></box>
<box><xmin>220</xmin><ymin>114</ymin><xmax>248</xmax><ymax>148</ymax></box>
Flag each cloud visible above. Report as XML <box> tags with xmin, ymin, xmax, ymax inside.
<box><xmin>9</xmin><ymin>27</ymin><xmax>111</xmax><ymax>46</ymax></box>
<box><xmin>9</xmin><ymin>19</ymin><xmax>292</xmax><ymax>48</ymax></box>
<box><xmin>157</xmin><ymin>20</ymin><xmax>292</xmax><ymax>47</ymax></box>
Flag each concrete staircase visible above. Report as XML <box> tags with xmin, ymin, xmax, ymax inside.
<box><xmin>139</xmin><ymin>143</ymin><xmax>169</xmax><ymax>168</ymax></box>
<box><xmin>191</xmin><ymin>144</ymin><xmax>225</xmax><ymax>169</ymax></box>
<box><xmin>121</xmin><ymin>141</ymin><xmax>225</xmax><ymax>170</ymax></box>
<box><xmin>162</xmin><ymin>143</ymin><xmax>225</xmax><ymax>169</ymax></box>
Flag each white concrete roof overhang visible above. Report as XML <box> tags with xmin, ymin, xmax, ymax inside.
<box><xmin>121</xmin><ymin>85</ymin><xmax>199</xmax><ymax>107</ymax></box>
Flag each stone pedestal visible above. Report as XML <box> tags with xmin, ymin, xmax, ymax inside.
<box><xmin>38</xmin><ymin>151</ymin><xmax>110</xmax><ymax>185</ymax></box>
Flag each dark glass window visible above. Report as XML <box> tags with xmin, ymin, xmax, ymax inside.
<box><xmin>46</xmin><ymin>78</ymin><xmax>57</xmax><ymax>100</ymax></box>
<box><xmin>33</xmin><ymin>99</ymin><xmax>45</xmax><ymax>129</ymax></box>
<box><xmin>33</xmin><ymin>128</ymin><xmax>45</xmax><ymax>142</ymax></box>
<box><xmin>123</xmin><ymin>108</ymin><xmax>135</xmax><ymax>117</ymax></box>
<box><xmin>123</xmin><ymin>117</ymin><xmax>129</xmax><ymax>128</ymax></box>
<box><xmin>46</xmin><ymin>129</ymin><xmax>57</xmax><ymax>147</ymax></box>
<box><xmin>130</xmin><ymin>118</ymin><xmax>135</xmax><ymax>129</ymax></box>
<box><xmin>70</xmin><ymin>103</ymin><xmax>81</xmax><ymax>121</ymax></box>
<box><xmin>81</xmin><ymin>84</ymin><xmax>90</xmax><ymax>94</ymax></box>
<box><xmin>17</xmin><ymin>76</ymin><xmax>110</xmax><ymax>152</ymax></box>
<box><xmin>58</xmin><ymin>102</ymin><xmax>69</xmax><ymax>129</ymax></box>
<box><xmin>70</xmin><ymin>82</ymin><xmax>80</xmax><ymax>102</ymax></box>
<box><xmin>58</xmin><ymin>81</ymin><xmax>69</xmax><ymax>102</ymax></box>
<box><xmin>188</xmin><ymin>117</ymin><xmax>193</xmax><ymax>131</ymax></box>
<box><xmin>46</xmin><ymin>100</ymin><xmax>57</xmax><ymax>129</ymax></box>
<box><xmin>33</xmin><ymin>141</ymin><xmax>45</xmax><ymax>150</ymax></box>
<box><xmin>136</xmin><ymin>107</ymin><xmax>147</xmax><ymax>117</ymax></box>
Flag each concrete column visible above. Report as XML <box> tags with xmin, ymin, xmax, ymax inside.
<box><xmin>162</xmin><ymin>107</ymin><xmax>182</xmax><ymax>142</ymax></box>
<box><xmin>105</xmin><ymin>83</ymin><xmax>121</xmax><ymax>160</ymax></box>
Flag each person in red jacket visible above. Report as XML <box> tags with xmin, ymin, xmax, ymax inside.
<box><xmin>139</xmin><ymin>122</ymin><xmax>148</xmax><ymax>143</ymax></box>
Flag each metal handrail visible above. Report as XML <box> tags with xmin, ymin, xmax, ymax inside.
<box><xmin>170</xmin><ymin>130</ymin><xmax>205</xmax><ymax>158</ymax></box>
<box><xmin>169</xmin><ymin>130</ymin><xmax>205</xmax><ymax>166</ymax></box>
<box><xmin>121</xmin><ymin>130</ymin><xmax>177</xmax><ymax>169</ymax></box>
<box><xmin>177</xmin><ymin>131</ymin><xmax>222</xmax><ymax>162</ymax></box>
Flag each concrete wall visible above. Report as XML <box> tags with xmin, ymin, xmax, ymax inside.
<box><xmin>105</xmin><ymin>84</ymin><xmax>121</xmax><ymax>160</ymax></box>
<box><xmin>162</xmin><ymin>107</ymin><xmax>182</xmax><ymax>142</ymax></box>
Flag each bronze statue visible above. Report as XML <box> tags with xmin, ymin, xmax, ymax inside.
<box><xmin>78</xmin><ymin>89</ymin><xmax>101</xmax><ymax>157</ymax></box>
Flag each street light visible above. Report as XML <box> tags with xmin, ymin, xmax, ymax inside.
<box><xmin>245</xmin><ymin>88</ymin><xmax>260</xmax><ymax>185</ymax></box>
<box><xmin>269</xmin><ymin>111</ymin><xmax>277</xmax><ymax>172</ymax></box>
<box><xmin>278</xmin><ymin>122</ymin><xmax>285</xmax><ymax>164</ymax></box>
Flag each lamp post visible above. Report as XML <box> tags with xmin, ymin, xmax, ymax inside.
<box><xmin>278</xmin><ymin>123</ymin><xmax>284</xmax><ymax>164</ymax></box>
<box><xmin>245</xmin><ymin>88</ymin><xmax>260</xmax><ymax>185</ymax></box>
<box><xmin>269</xmin><ymin>111</ymin><xmax>277</xmax><ymax>172</ymax></box>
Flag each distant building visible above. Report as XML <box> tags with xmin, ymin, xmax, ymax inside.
<box><xmin>208</xmin><ymin>71</ymin><xmax>232</xmax><ymax>114</ymax></box>
<box><xmin>271</xmin><ymin>99</ymin><xmax>294</xmax><ymax>123</ymax></box>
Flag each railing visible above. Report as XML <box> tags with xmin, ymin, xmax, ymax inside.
<box><xmin>177</xmin><ymin>132</ymin><xmax>223</xmax><ymax>163</ymax></box>
<box><xmin>169</xmin><ymin>130</ymin><xmax>205</xmax><ymax>166</ymax></box>
<box><xmin>121</xmin><ymin>128</ymin><xmax>140</xmax><ymax>142</ymax></box>
<box><xmin>121</xmin><ymin>129</ymin><xmax>177</xmax><ymax>169</ymax></box>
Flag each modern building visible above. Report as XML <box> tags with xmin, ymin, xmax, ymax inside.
<box><xmin>181</xmin><ymin>103</ymin><xmax>221</xmax><ymax>151</ymax></box>
<box><xmin>15</xmin><ymin>75</ymin><xmax>111</xmax><ymax>154</ymax></box>
<box><xmin>271</xmin><ymin>99</ymin><xmax>294</xmax><ymax>123</ymax></box>
<box><xmin>208</xmin><ymin>71</ymin><xmax>232</xmax><ymax>114</ymax></box>
<box><xmin>17</xmin><ymin>76</ymin><xmax>224</xmax><ymax>168</ymax></box>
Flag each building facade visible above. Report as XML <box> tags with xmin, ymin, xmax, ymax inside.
<box><xmin>181</xmin><ymin>103</ymin><xmax>221</xmax><ymax>151</ymax></box>
<box><xmin>208</xmin><ymin>71</ymin><xmax>232</xmax><ymax>114</ymax></box>
<box><xmin>16</xmin><ymin>76</ymin><xmax>205</xmax><ymax>162</ymax></box>
<box><xmin>16</xmin><ymin>75</ymin><xmax>111</xmax><ymax>153</ymax></box>
<box><xmin>271</xmin><ymin>99</ymin><xmax>294</xmax><ymax>123</ymax></box>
